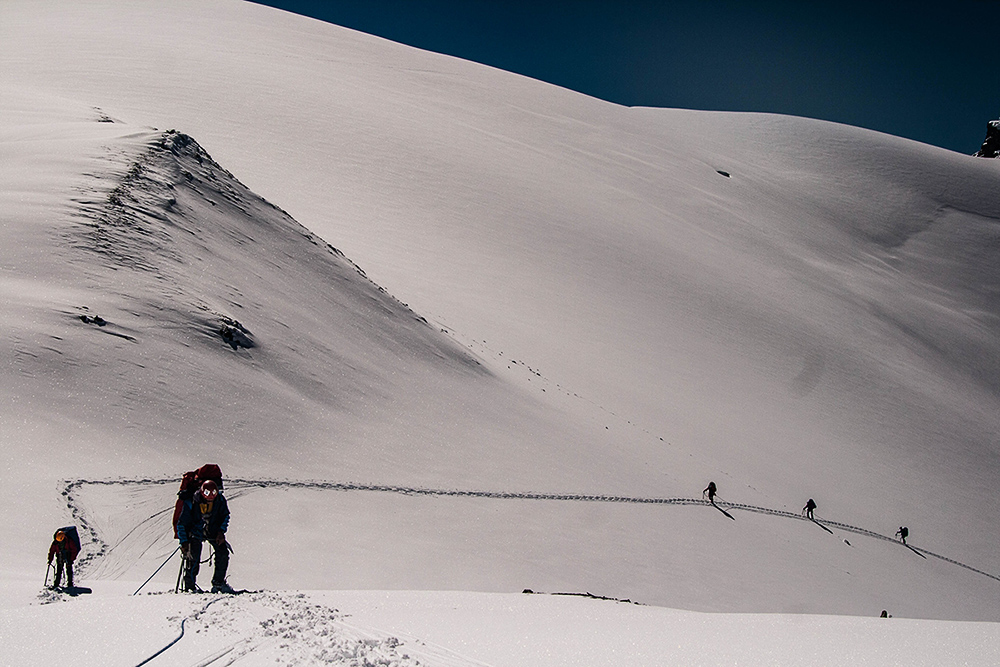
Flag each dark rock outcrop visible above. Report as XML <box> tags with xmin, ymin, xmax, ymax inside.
<box><xmin>974</xmin><ymin>119</ymin><xmax>1000</xmax><ymax>158</ymax></box>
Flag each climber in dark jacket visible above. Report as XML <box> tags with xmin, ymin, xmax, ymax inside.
<box><xmin>47</xmin><ymin>529</ymin><xmax>79</xmax><ymax>588</ymax></box>
<box><xmin>177</xmin><ymin>479</ymin><xmax>233</xmax><ymax>593</ymax></box>
<box><xmin>803</xmin><ymin>498</ymin><xmax>817</xmax><ymax>520</ymax></box>
<box><xmin>703</xmin><ymin>481</ymin><xmax>717</xmax><ymax>504</ymax></box>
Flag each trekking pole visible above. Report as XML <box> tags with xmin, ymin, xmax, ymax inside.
<box><xmin>133</xmin><ymin>546</ymin><xmax>180</xmax><ymax>596</ymax></box>
<box><xmin>175</xmin><ymin>552</ymin><xmax>185</xmax><ymax>594</ymax></box>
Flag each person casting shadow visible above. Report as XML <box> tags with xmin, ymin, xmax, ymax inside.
<box><xmin>703</xmin><ymin>481</ymin><xmax>717</xmax><ymax>504</ymax></box>
<box><xmin>803</xmin><ymin>498</ymin><xmax>816</xmax><ymax>520</ymax></box>
<box><xmin>47</xmin><ymin>529</ymin><xmax>79</xmax><ymax>589</ymax></box>
<box><xmin>703</xmin><ymin>481</ymin><xmax>735</xmax><ymax>520</ymax></box>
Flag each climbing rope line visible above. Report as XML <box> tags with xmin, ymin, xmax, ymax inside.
<box><xmin>133</xmin><ymin>596</ymin><xmax>227</xmax><ymax>666</ymax></box>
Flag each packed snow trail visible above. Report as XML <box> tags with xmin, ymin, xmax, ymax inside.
<box><xmin>126</xmin><ymin>591</ymin><xmax>421</xmax><ymax>667</ymax></box>
<box><xmin>62</xmin><ymin>478</ymin><xmax>1000</xmax><ymax>586</ymax></box>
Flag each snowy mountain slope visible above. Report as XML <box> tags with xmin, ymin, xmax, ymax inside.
<box><xmin>5</xmin><ymin>0</ymin><xmax>998</xmax><ymax>530</ymax></box>
<box><xmin>1</xmin><ymin>0</ymin><xmax>1000</xmax><ymax>632</ymax></box>
<box><xmin>0</xmin><ymin>94</ymin><xmax>622</xmax><ymax>578</ymax></box>
<box><xmin>7</xmin><ymin>99</ymin><xmax>998</xmax><ymax>624</ymax></box>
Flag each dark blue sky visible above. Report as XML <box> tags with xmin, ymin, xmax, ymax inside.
<box><xmin>251</xmin><ymin>1</ymin><xmax>997</xmax><ymax>155</ymax></box>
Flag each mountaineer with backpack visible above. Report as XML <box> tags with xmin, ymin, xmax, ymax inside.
<box><xmin>803</xmin><ymin>498</ymin><xmax>817</xmax><ymax>520</ymax></box>
<box><xmin>703</xmin><ymin>481</ymin><xmax>717</xmax><ymax>504</ymax></box>
<box><xmin>47</xmin><ymin>526</ymin><xmax>80</xmax><ymax>589</ymax></box>
<box><xmin>175</xmin><ymin>465</ymin><xmax>234</xmax><ymax>593</ymax></box>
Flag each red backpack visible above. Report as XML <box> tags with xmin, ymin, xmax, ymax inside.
<box><xmin>171</xmin><ymin>464</ymin><xmax>224</xmax><ymax>538</ymax></box>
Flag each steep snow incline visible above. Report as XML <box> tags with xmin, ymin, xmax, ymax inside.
<box><xmin>2</xmin><ymin>0</ymin><xmax>1000</xmax><ymax>624</ymax></box>
<box><xmin>0</xmin><ymin>99</ymin><xmax>621</xmax><ymax>584</ymax></box>
<box><xmin>4</xmin><ymin>0</ymin><xmax>998</xmax><ymax>542</ymax></box>
<box><xmin>51</xmin><ymin>127</ymin><xmax>486</xmax><ymax>454</ymax></box>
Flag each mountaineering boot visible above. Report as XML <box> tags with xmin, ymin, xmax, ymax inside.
<box><xmin>211</xmin><ymin>580</ymin><xmax>236</xmax><ymax>594</ymax></box>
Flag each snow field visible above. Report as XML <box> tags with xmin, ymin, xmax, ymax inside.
<box><xmin>1</xmin><ymin>1</ymin><xmax>1000</xmax><ymax>663</ymax></box>
<box><xmin>0</xmin><ymin>582</ymin><xmax>420</xmax><ymax>666</ymax></box>
<box><xmin>2</xmin><ymin>585</ymin><xmax>998</xmax><ymax>667</ymax></box>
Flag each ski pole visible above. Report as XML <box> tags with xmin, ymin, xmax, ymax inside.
<box><xmin>133</xmin><ymin>546</ymin><xmax>179</xmax><ymax>596</ymax></box>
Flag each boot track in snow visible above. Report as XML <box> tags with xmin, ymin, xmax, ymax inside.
<box><xmin>61</xmin><ymin>477</ymin><xmax>1000</xmax><ymax>586</ymax></box>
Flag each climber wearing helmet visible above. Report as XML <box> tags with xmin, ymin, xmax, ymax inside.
<box><xmin>176</xmin><ymin>478</ymin><xmax>233</xmax><ymax>593</ymax></box>
<box><xmin>47</xmin><ymin>528</ymin><xmax>80</xmax><ymax>589</ymax></box>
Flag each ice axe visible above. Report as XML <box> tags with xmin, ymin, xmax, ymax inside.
<box><xmin>44</xmin><ymin>561</ymin><xmax>52</xmax><ymax>588</ymax></box>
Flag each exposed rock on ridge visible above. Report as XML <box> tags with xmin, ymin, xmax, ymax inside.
<box><xmin>974</xmin><ymin>119</ymin><xmax>1000</xmax><ymax>157</ymax></box>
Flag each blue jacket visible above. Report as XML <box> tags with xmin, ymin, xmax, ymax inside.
<box><xmin>176</xmin><ymin>490</ymin><xmax>230</xmax><ymax>544</ymax></box>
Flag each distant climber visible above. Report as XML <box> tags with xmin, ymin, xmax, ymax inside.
<box><xmin>803</xmin><ymin>498</ymin><xmax>817</xmax><ymax>520</ymax></box>
<box><xmin>47</xmin><ymin>527</ymin><xmax>80</xmax><ymax>589</ymax></box>
<box><xmin>176</xmin><ymin>479</ymin><xmax>234</xmax><ymax>593</ymax></box>
<box><xmin>895</xmin><ymin>526</ymin><xmax>909</xmax><ymax>545</ymax></box>
<box><xmin>703</xmin><ymin>481</ymin><xmax>717</xmax><ymax>504</ymax></box>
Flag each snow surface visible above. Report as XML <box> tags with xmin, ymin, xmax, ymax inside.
<box><xmin>2</xmin><ymin>584</ymin><xmax>999</xmax><ymax>667</ymax></box>
<box><xmin>1</xmin><ymin>0</ymin><xmax>999</xmax><ymax>664</ymax></box>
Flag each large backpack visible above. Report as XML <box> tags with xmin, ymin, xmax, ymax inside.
<box><xmin>171</xmin><ymin>464</ymin><xmax>224</xmax><ymax>538</ymax></box>
<box><xmin>55</xmin><ymin>525</ymin><xmax>82</xmax><ymax>554</ymax></box>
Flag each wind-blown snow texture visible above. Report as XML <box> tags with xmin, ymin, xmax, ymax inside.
<box><xmin>1</xmin><ymin>0</ymin><xmax>1000</xmax><ymax>664</ymax></box>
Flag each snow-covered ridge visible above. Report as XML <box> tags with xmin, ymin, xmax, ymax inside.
<box><xmin>72</xmin><ymin>127</ymin><xmax>467</xmax><ymax>364</ymax></box>
<box><xmin>5</xmin><ymin>118</ymin><xmax>508</xmax><ymax>469</ymax></box>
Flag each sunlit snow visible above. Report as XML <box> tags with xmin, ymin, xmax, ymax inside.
<box><xmin>1</xmin><ymin>1</ymin><xmax>998</xmax><ymax>664</ymax></box>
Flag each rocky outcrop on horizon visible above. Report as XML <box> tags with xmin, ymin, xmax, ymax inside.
<box><xmin>974</xmin><ymin>119</ymin><xmax>1000</xmax><ymax>157</ymax></box>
